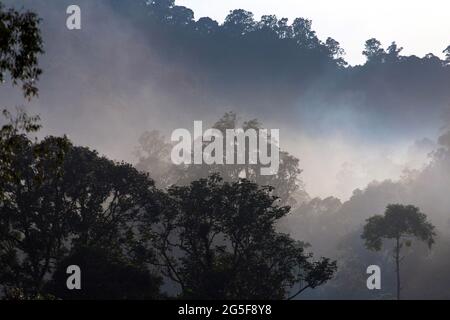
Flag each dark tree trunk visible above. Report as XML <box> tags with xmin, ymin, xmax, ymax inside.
<box><xmin>395</xmin><ymin>236</ymin><xmax>401</xmax><ymax>300</ymax></box>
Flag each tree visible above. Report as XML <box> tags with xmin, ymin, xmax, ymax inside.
<box><xmin>325</xmin><ymin>37</ymin><xmax>347</xmax><ymax>67</ymax></box>
<box><xmin>385</xmin><ymin>42</ymin><xmax>403</xmax><ymax>63</ymax></box>
<box><xmin>147</xmin><ymin>0</ymin><xmax>175</xmax><ymax>20</ymax></box>
<box><xmin>444</xmin><ymin>45</ymin><xmax>450</xmax><ymax>65</ymax></box>
<box><xmin>176</xmin><ymin>112</ymin><xmax>304</xmax><ymax>206</ymax></box>
<box><xmin>363</xmin><ymin>38</ymin><xmax>386</xmax><ymax>63</ymax></box>
<box><xmin>168</xmin><ymin>5</ymin><xmax>194</xmax><ymax>26</ymax></box>
<box><xmin>214</xmin><ymin>113</ymin><xmax>303</xmax><ymax>206</ymax></box>
<box><xmin>0</xmin><ymin>2</ymin><xmax>43</xmax><ymax>98</ymax></box>
<box><xmin>362</xmin><ymin>204</ymin><xmax>435</xmax><ymax>300</ymax></box>
<box><xmin>63</xmin><ymin>146</ymin><xmax>160</xmax><ymax>250</ymax></box>
<box><xmin>275</xmin><ymin>17</ymin><xmax>292</xmax><ymax>39</ymax></box>
<box><xmin>223</xmin><ymin>9</ymin><xmax>255</xmax><ymax>37</ymax></box>
<box><xmin>195</xmin><ymin>17</ymin><xmax>219</xmax><ymax>35</ymax></box>
<box><xmin>291</xmin><ymin>18</ymin><xmax>320</xmax><ymax>49</ymax></box>
<box><xmin>141</xmin><ymin>174</ymin><xmax>336</xmax><ymax>299</ymax></box>
<box><xmin>0</xmin><ymin>2</ymin><xmax>45</xmax><ymax>290</ymax></box>
<box><xmin>135</xmin><ymin>112</ymin><xmax>304</xmax><ymax>206</ymax></box>
<box><xmin>0</xmin><ymin>111</ymin><xmax>163</xmax><ymax>298</ymax></box>
<box><xmin>0</xmin><ymin>130</ymin><xmax>73</xmax><ymax>296</ymax></box>
<box><xmin>258</xmin><ymin>15</ymin><xmax>278</xmax><ymax>32</ymax></box>
<box><xmin>47</xmin><ymin>246</ymin><xmax>162</xmax><ymax>300</ymax></box>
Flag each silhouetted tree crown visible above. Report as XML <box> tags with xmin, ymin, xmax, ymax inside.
<box><xmin>140</xmin><ymin>174</ymin><xmax>336</xmax><ymax>299</ymax></box>
<box><xmin>135</xmin><ymin>112</ymin><xmax>304</xmax><ymax>206</ymax></box>
<box><xmin>0</xmin><ymin>110</ymin><xmax>163</xmax><ymax>298</ymax></box>
<box><xmin>362</xmin><ymin>204</ymin><xmax>435</xmax><ymax>251</ymax></box>
<box><xmin>362</xmin><ymin>204</ymin><xmax>435</xmax><ymax>299</ymax></box>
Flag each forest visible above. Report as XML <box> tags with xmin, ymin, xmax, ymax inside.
<box><xmin>1</xmin><ymin>0</ymin><xmax>450</xmax><ymax>300</ymax></box>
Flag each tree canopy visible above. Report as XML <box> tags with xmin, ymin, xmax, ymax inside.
<box><xmin>0</xmin><ymin>110</ymin><xmax>335</xmax><ymax>299</ymax></box>
<box><xmin>140</xmin><ymin>174</ymin><xmax>336</xmax><ymax>299</ymax></box>
<box><xmin>362</xmin><ymin>204</ymin><xmax>435</xmax><ymax>251</ymax></box>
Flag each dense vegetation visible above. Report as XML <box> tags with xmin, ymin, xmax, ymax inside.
<box><xmin>1</xmin><ymin>0</ymin><xmax>448</xmax><ymax>300</ymax></box>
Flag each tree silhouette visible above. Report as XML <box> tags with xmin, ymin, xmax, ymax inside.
<box><xmin>203</xmin><ymin>112</ymin><xmax>303</xmax><ymax>206</ymax></box>
<box><xmin>385</xmin><ymin>42</ymin><xmax>403</xmax><ymax>63</ymax></box>
<box><xmin>444</xmin><ymin>45</ymin><xmax>450</xmax><ymax>65</ymax></box>
<box><xmin>0</xmin><ymin>131</ymin><xmax>73</xmax><ymax>296</ymax></box>
<box><xmin>141</xmin><ymin>174</ymin><xmax>336</xmax><ymax>299</ymax></box>
<box><xmin>0</xmin><ymin>111</ymin><xmax>163</xmax><ymax>298</ymax></box>
<box><xmin>291</xmin><ymin>18</ymin><xmax>320</xmax><ymax>49</ymax></box>
<box><xmin>1</xmin><ymin>110</ymin><xmax>335</xmax><ymax>299</ymax></box>
<box><xmin>47</xmin><ymin>246</ymin><xmax>162</xmax><ymax>300</ymax></box>
<box><xmin>0</xmin><ymin>2</ymin><xmax>43</xmax><ymax>98</ymax></box>
<box><xmin>362</xmin><ymin>204</ymin><xmax>435</xmax><ymax>300</ymax></box>
<box><xmin>325</xmin><ymin>37</ymin><xmax>347</xmax><ymax>66</ymax></box>
<box><xmin>223</xmin><ymin>9</ymin><xmax>255</xmax><ymax>37</ymax></box>
<box><xmin>136</xmin><ymin>112</ymin><xmax>305</xmax><ymax>206</ymax></box>
<box><xmin>362</xmin><ymin>38</ymin><xmax>386</xmax><ymax>63</ymax></box>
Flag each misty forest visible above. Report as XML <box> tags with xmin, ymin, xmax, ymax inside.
<box><xmin>1</xmin><ymin>0</ymin><xmax>450</xmax><ymax>300</ymax></box>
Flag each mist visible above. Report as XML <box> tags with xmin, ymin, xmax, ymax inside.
<box><xmin>2</xmin><ymin>0</ymin><xmax>447</xmax><ymax>201</ymax></box>
<box><xmin>2</xmin><ymin>0</ymin><xmax>450</xmax><ymax>300</ymax></box>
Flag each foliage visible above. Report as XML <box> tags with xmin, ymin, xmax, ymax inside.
<box><xmin>362</xmin><ymin>204</ymin><xmax>435</xmax><ymax>251</ymax></box>
<box><xmin>0</xmin><ymin>2</ymin><xmax>43</xmax><ymax>98</ymax></box>
<box><xmin>47</xmin><ymin>246</ymin><xmax>162</xmax><ymax>300</ymax></box>
<box><xmin>0</xmin><ymin>111</ymin><xmax>162</xmax><ymax>298</ymax></box>
<box><xmin>136</xmin><ymin>112</ymin><xmax>304</xmax><ymax>206</ymax></box>
<box><xmin>142</xmin><ymin>174</ymin><xmax>336</xmax><ymax>299</ymax></box>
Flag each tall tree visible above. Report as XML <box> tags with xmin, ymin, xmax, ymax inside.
<box><xmin>135</xmin><ymin>112</ymin><xmax>305</xmax><ymax>206</ymax></box>
<box><xmin>362</xmin><ymin>204</ymin><xmax>435</xmax><ymax>300</ymax></box>
<box><xmin>141</xmin><ymin>174</ymin><xmax>336</xmax><ymax>299</ymax></box>
<box><xmin>0</xmin><ymin>111</ymin><xmax>163</xmax><ymax>298</ymax></box>
<box><xmin>0</xmin><ymin>126</ymin><xmax>73</xmax><ymax>296</ymax></box>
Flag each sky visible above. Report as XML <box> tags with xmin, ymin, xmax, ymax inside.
<box><xmin>177</xmin><ymin>0</ymin><xmax>450</xmax><ymax>65</ymax></box>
